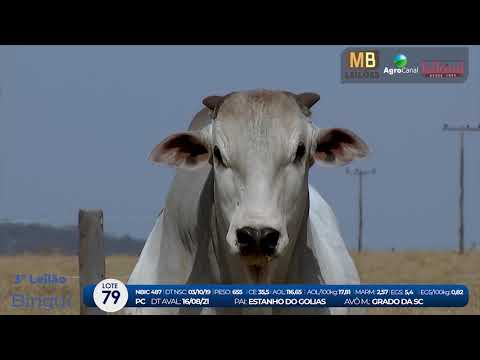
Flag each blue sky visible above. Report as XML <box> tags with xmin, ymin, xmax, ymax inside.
<box><xmin>0</xmin><ymin>45</ymin><xmax>479</xmax><ymax>250</ymax></box>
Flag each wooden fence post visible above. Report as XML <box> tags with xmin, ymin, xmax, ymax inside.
<box><xmin>78</xmin><ymin>209</ymin><xmax>106</xmax><ymax>315</ymax></box>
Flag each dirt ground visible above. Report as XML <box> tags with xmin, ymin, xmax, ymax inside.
<box><xmin>0</xmin><ymin>251</ymin><xmax>478</xmax><ymax>315</ymax></box>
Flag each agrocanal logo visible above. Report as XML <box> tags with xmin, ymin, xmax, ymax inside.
<box><xmin>393</xmin><ymin>54</ymin><xmax>408</xmax><ymax>69</ymax></box>
<box><xmin>384</xmin><ymin>53</ymin><xmax>418</xmax><ymax>75</ymax></box>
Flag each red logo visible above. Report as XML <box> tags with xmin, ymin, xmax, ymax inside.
<box><xmin>421</xmin><ymin>60</ymin><xmax>465</xmax><ymax>78</ymax></box>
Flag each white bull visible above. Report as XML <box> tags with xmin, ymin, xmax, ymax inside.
<box><xmin>126</xmin><ymin>89</ymin><xmax>369</xmax><ymax>315</ymax></box>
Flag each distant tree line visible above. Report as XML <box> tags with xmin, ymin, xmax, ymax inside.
<box><xmin>0</xmin><ymin>222</ymin><xmax>144</xmax><ymax>255</ymax></box>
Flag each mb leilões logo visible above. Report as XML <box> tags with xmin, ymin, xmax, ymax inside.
<box><xmin>384</xmin><ymin>53</ymin><xmax>418</xmax><ymax>75</ymax></box>
<box><xmin>344</xmin><ymin>50</ymin><xmax>380</xmax><ymax>80</ymax></box>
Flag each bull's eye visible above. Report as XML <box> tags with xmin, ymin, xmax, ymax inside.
<box><xmin>294</xmin><ymin>142</ymin><xmax>306</xmax><ymax>163</ymax></box>
<box><xmin>213</xmin><ymin>146</ymin><xmax>227</xmax><ymax>167</ymax></box>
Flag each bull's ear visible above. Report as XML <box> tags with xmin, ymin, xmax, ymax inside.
<box><xmin>312</xmin><ymin>127</ymin><xmax>369</xmax><ymax>167</ymax></box>
<box><xmin>149</xmin><ymin>130</ymin><xmax>211</xmax><ymax>170</ymax></box>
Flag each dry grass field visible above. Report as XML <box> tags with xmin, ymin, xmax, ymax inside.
<box><xmin>0</xmin><ymin>251</ymin><xmax>478</xmax><ymax>315</ymax></box>
<box><xmin>353</xmin><ymin>251</ymin><xmax>479</xmax><ymax>314</ymax></box>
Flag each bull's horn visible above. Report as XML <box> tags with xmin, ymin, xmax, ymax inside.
<box><xmin>297</xmin><ymin>92</ymin><xmax>320</xmax><ymax>109</ymax></box>
<box><xmin>202</xmin><ymin>95</ymin><xmax>228</xmax><ymax>120</ymax></box>
<box><xmin>202</xmin><ymin>95</ymin><xmax>225</xmax><ymax>111</ymax></box>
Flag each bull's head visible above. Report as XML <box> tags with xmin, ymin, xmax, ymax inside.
<box><xmin>149</xmin><ymin>90</ymin><xmax>369</xmax><ymax>283</ymax></box>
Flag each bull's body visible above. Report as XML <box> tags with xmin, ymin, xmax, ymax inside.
<box><xmin>126</xmin><ymin>108</ymin><xmax>362</xmax><ymax>315</ymax></box>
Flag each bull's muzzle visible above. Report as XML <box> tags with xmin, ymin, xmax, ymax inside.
<box><xmin>236</xmin><ymin>226</ymin><xmax>280</xmax><ymax>257</ymax></box>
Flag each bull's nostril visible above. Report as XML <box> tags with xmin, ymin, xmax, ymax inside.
<box><xmin>236</xmin><ymin>227</ymin><xmax>258</xmax><ymax>248</ymax></box>
<box><xmin>260</xmin><ymin>228</ymin><xmax>280</xmax><ymax>256</ymax></box>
